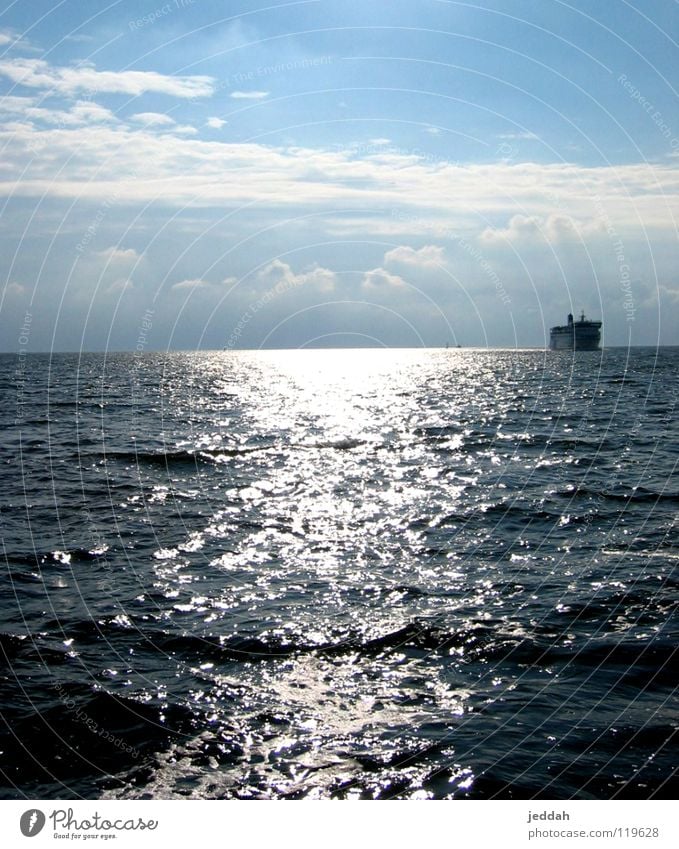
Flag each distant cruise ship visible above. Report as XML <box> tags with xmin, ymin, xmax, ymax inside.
<box><xmin>549</xmin><ymin>311</ymin><xmax>602</xmax><ymax>350</ymax></box>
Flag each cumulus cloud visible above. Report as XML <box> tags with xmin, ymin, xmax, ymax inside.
<box><xmin>384</xmin><ymin>245</ymin><xmax>445</xmax><ymax>267</ymax></box>
<box><xmin>480</xmin><ymin>215</ymin><xmax>542</xmax><ymax>244</ymax></box>
<box><xmin>0</xmin><ymin>58</ymin><xmax>215</xmax><ymax>98</ymax></box>
<box><xmin>4</xmin><ymin>281</ymin><xmax>25</xmax><ymax>295</ymax></box>
<box><xmin>206</xmin><ymin>117</ymin><xmax>227</xmax><ymax>129</ymax></box>
<box><xmin>96</xmin><ymin>246</ymin><xmax>140</xmax><ymax>263</ymax></box>
<box><xmin>230</xmin><ymin>90</ymin><xmax>269</xmax><ymax>100</ymax></box>
<box><xmin>257</xmin><ymin>260</ymin><xmax>336</xmax><ymax>294</ymax></box>
<box><xmin>362</xmin><ymin>268</ymin><xmax>408</xmax><ymax>291</ymax></box>
<box><xmin>480</xmin><ymin>214</ymin><xmax>601</xmax><ymax>245</ymax></box>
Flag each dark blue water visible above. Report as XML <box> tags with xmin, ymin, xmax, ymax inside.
<box><xmin>0</xmin><ymin>348</ymin><xmax>676</xmax><ymax>799</ymax></box>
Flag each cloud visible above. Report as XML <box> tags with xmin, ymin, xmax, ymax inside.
<box><xmin>4</xmin><ymin>281</ymin><xmax>25</xmax><ymax>296</ymax></box>
<box><xmin>257</xmin><ymin>260</ymin><xmax>336</xmax><ymax>293</ymax></box>
<box><xmin>425</xmin><ymin>127</ymin><xmax>441</xmax><ymax>135</ymax></box>
<box><xmin>481</xmin><ymin>214</ymin><xmax>542</xmax><ymax>244</ymax></box>
<box><xmin>384</xmin><ymin>245</ymin><xmax>445</xmax><ymax>267</ymax></box>
<box><xmin>96</xmin><ymin>246</ymin><xmax>140</xmax><ymax>263</ymax></box>
<box><xmin>657</xmin><ymin>284</ymin><xmax>679</xmax><ymax>304</ymax></box>
<box><xmin>230</xmin><ymin>90</ymin><xmax>269</xmax><ymax>100</ymax></box>
<box><xmin>130</xmin><ymin>112</ymin><xmax>175</xmax><ymax>126</ymax></box>
<box><xmin>171</xmin><ymin>278</ymin><xmax>210</xmax><ymax>292</ymax></box>
<box><xmin>0</xmin><ymin>117</ymin><xmax>676</xmax><ymax>241</ymax></box>
<box><xmin>0</xmin><ymin>58</ymin><xmax>215</xmax><ymax>98</ymax></box>
<box><xmin>206</xmin><ymin>117</ymin><xmax>227</xmax><ymax>129</ymax></box>
<box><xmin>129</xmin><ymin>112</ymin><xmax>195</xmax><ymax>134</ymax></box>
<box><xmin>171</xmin><ymin>276</ymin><xmax>236</xmax><ymax>293</ymax></box>
<box><xmin>68</xmin><ymin>101</ymin><xmax>117</xmax><ymax>123</ymax></box>
<box><xmin>362</xmin><ymin>268</ymin><xmax>408</xmax><ymax>291</ymax></box>
<box><xmin>0</xmin><ymin>29</ymin><xmax>36</xmax><ymax>52</ymax></box>
<box><xmin>479</xmin><ymin>214</ymin><xmax>600</xmax><ymax>245</ymax></box>
<box><xmin>106</xmin><ymin>278</ymin><xmax>133</xmax><ymax>294</ymax></box>
<box><xmin>498</xmin><ymin>131</ymin><xmax>539</xmax><ymax>141</ymax></box>
<box><xmin>0</xmin><ymin>95</ymin><xmax>35</xmax><ymax>112</ymax></box>
<box><xmin>64</xmin><ymin>34</ymin><xmax>96</xmax><ymax>44</ymax></box>
<box><xmin>0</xmin><ymin>97</ymin><xmax>116</xmax><ymax>126</ymax></box>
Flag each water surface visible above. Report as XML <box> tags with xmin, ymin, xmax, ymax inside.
<box><xmin>0</xmin><ymin>348</ymin><xmax>676</xmax><ymax>799</ymax></box>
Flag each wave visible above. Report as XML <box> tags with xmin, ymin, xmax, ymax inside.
<box><xmin>4</xmin><ymin>547</ymin><xmax>110</xmax><ymax>568</ymax></box>
<box><xmin>0</xmin><ymin>685</ymin><xmax>196</xmax><ymax>790</ymax></box>
<box><xmin>554</xmin><ymin>486</ymin><xmax>679</xmax><ymax>504</ymax></box>
<box><xmin>98</xmin><ymin>446</ymin><xmax>269</xmax><ymax>466</ymax></box>
<box><xmin>26</xmin><ymin>618</ymin><xmax>668</xmax><ymax>673</ymax></box>
<box><xmin>299</xmin><ymin>437</ymin><xmax>367</xmax><ymax>450</ymax></box>
<box><xmin>97</xmin><ymin>437</ymin><xmax>375</xmax><ymax>468</ymax></box>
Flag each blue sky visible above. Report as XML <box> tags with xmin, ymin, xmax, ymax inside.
<box><xmin>0</xmin><ymin>0</ymin><xmax>677</xmax><ymax>349</ymax></box>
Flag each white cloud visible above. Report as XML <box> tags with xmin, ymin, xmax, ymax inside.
<box><xmin>0</xmin><ymin>119</ymin><xmax>676</xmax><ymax>241</ymax></box>
<box><xmin>0</xmin><ymin>58</ymin><xmax>215</xmax><ymax>98</ymax></box>
<box><xmin>170</xmin><ymin>276</ymin><xmax>238</xmax><ymax>294</ymax></box>
<box><xmin>171</xmin><ymin>278</ymin><xmax>210</xmax><ymax>291</ymax></box>
<box><xmin>0</xmin><ymin>95</ymin><xmax>35</xmax><ymax>111</ymax></box>
<box><xmin>68</xmin><ymin>101</ymin><xmax>116</xmax><ymax>123</ymax></box>
<box><xmin>657</xmin><ymin>284</ymin><xmax>679</xmax><ymax>304</ymax></box>
<box><xmin>130</xmin><ymin>112</ymin><xmax>175</xmax><ymax>126</ymax></box>
<box><xmin>481</xmin><ymin>214</ymin><xmax>542</xmax><ymax>244</ymax></box>
<box><xmin>498</xmin><ymin>131</ymin><xmax>539</xmax><ymax>141</ymax></box>
<box><xmin>64</xmin><ymin>34</ymin><xmax>95</xmax><ymax>44</ymax></box>
<box><xmin>0</xmin><ymin>96</ymin><xmax>116</xmax><ymax>126</ymax></box>
<box><xmin>106</xmin><ymin>278</ymin><xmax>133</xmax><ymax>294</ymax></box>
<box><xmin>230</xmin><ymin>90</ymin><xmax>269</xmax><ymax>100</ymax></box>
<box><xmin>4</xmin><ymin>281</ymin><xmax>25</xmax><ymax>295</ymax></box>
<box><xmin>257</xmin><ymin>260</ymin><xmax>336</xmax><ymax>293</ymax></box>
<box><xmin>362</xmin><ymin>268</ymin><xmax>408</xmax><ymax>291</ymax></box>
<box><xmin>206</xmin><ymin>117</ymin><xmax>227</xmax><ymax>129</ymax></box>
<box><xmin>0</xmin><ymin>29</ymin><xmax>36</xmax><ymax>52</ymax></box>
<box><xmin>480</xmin><ymin>214</ymin><xmax>601</xmax><ymax>245</ymax></box>
<box><xmin>96</xmin><ymin>246</ymin><xmax>140</xmax><ymax>263</ymax></box>
<box><xmin>384</xmin><ymin>245</ymin><xmax>445</xmax><ymax>267</ymax></box>
<box><xmin>129</xmin><ymin>113</ymin><xmax>195</xmax><ymax>134</ymax></box>
<box><xmin>425</xmin><ymin>127</ymin><xmax>441</xmax><ymax>135</ymax></box>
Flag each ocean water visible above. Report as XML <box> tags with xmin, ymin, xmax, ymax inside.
<box><xmin>0</xmin><ymin>347</ymin><xmax>676</xmax><ymax>800</ymax></box>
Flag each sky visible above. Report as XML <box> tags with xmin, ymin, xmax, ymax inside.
<box><xmin>0</xmin><ymin>0</ymin><xmax>677</xmax><ymax>350</ymax></box>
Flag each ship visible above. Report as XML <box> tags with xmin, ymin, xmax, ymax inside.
<box><xmin>549</xmin><ymin>311</ymin><xmax>602</xmax><ymax>351</ymax></box>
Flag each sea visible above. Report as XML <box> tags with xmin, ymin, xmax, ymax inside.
<box><xmin>0</xmin><ymin>347</ymin><xmax>676</xmax><ymax>800</ymax></box>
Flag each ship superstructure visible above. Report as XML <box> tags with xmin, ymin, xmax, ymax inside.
<box><xmin>549</xmin><ymin>311</ymin><xmax>602</xmax><ymax>351</ymax></box>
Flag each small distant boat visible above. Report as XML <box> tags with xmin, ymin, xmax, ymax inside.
<box><xmin>549</xmin><ymin>311</ymin><xmax>602</xmax><ymax>351</ymax></box>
